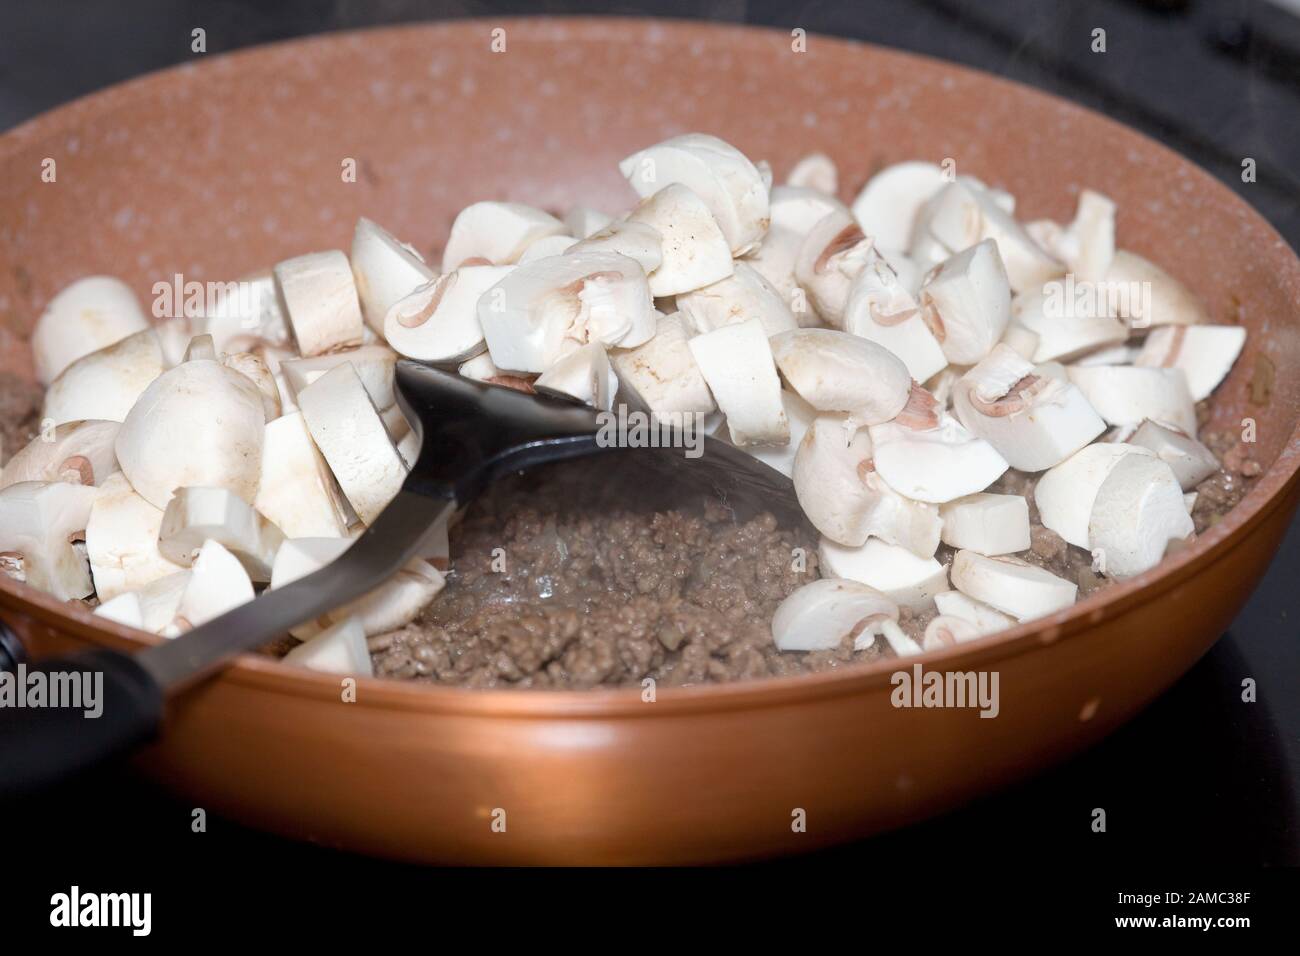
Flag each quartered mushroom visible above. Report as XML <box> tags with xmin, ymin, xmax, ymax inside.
<box><xmin>84</xmin><ymin>472</ymin><xmax>185</xmax><ymax>602</ymax></box>
<box><xmin>1066</xmin><ymin>365</ymin><xmax>1197</xmax><ymax>436</ymax></box>
<box><xmin>1088</xmin><ymin>452</ymin><xmax>1193</xmax><ymax>578</ymax></box>
<box><xmin>32</xmin><ymin>276</ymin><xmax>150</xmax><ymax>385</ymax></box>
<box><xmin>676</xmin><ymin>261</ymin><xmax>799</xmax><ymax>339</ymax></box>
<box><xmin>953</xmin><ymin>344</ymin><xmax>1107</xmax><ymax>471</ymax></box>
<box><xmin>565</xmin><ymin>220</ymin><xmax>663</xmax><ymax>275</ymax></box>
<box><xmin>281</xmin><ymin>344</ymin><xmax>398</xmax><ymax>410</ymax></box>
<box><xmin>440</xmin><ymin>201</ymin><xmax>565</xmax><ymax>272</ymax></box>
<box><xmin>1105</xmin><ymin>250</ymin><xmax>1209</xmax><ymax>327</ymax></box>
<box><xmin>0</xmin><ymin>419</ymin><xmax>120</xmax><ymax>491</ymax></box>
<box><xmin>742</xmin><ymin>388</ymin><xmax>816</xmax><ymax>479</ymax></box>
<box><xmin>1010</xmin><ymin>283</ymin><xmax>1129</xmax><ymax>363</ymax></box>
<box><xmin>918</xmin><ymin>238</ymin><xmax>1012</xmax><ymax>365</ymax></box>
<box><xmin>939</xmin><ymin>492</ymin><xmax>1031</xmax><ymax>556</ymax></box>
<box><xmin>158</xmin><ymin>486</ymin><xmax>286</xmax><ymax>583</ymax></box>
<box><xmin>534</xmin><ymin>341</ymin><xmax>619</xmax><ymax>410</ymax></box>
<box><xmin>94</xmin><ymin>569</ymin><xmax>191</xmax><ymax>634</ymax></box>
<box><xmin>786</xmin><ymin>152</ymin><xmax>838</xmax><ymax>195</ymax></box>
<box><xmin>383</xmin><ymin>265</ymin><xmax>513</xmax><ymax>364</ymax></box>
<box><xmin>922</xmin><ymin>615</ymin><xmax>982</xmax><ymax>651</ymax></box>
<box><xmin>625</xmin><ymin>184</ymin><xmax>734</xmax><ymax>296</ymax></box>
<box><xmin>770</xmin><ymin>577</ymin><xmax>899</xmax><ymax>652</ymax></box>
<box><xmin>1128</xmin><ymin>419</ymin><xmax>1220</xmax><ymax>491</ymax></box>
<box><xmin>350</xmin><ymin>216</ymin><xmax>437</xmax><ymax>333</ymax></box>
<box><xmin>282</xmin><ymin>616</ymin><xmax>374</xmax><ymax>676</ymax></box>
<box><xmin>222</xmin><ymin>351</ymin><xmax>282</xmax><ymax>420</ymax></box>
<box><xmin>619</xmin><ymin>132</ymin><xmax>771</xmax><ymax>255</ymax></box>
<box><xmin>793</xmin><ymin>209</ymin><xmax>876</xmax><ymax>326</ymax></box>
<box><xmin>273</xmin><ymin>250</ymin><xmax>367</xmax><ymax>357</ymax></box>
<box><xmin>609</xmin><ymin>312</ymin><xmax>716</xmax><ymax>418</ymax></box>
<box><xmin>849</xmin><ymin>160</ymin><xmax>948</xmax><ymax>253</ymax></box>
<box><xmin>565</xmin><ymin>205</ymin><xmax>614</xmax><ymax>240</ymax></box>
<box><xmin>0</xmin><ymin>480</ymin><xmax>100</xmax><ymax>600</ymax></box>
<box><xmin>933</xmin><ymin>589</ymin><xmax>1015</xmax><ymax>635</ymax></box>
<box><xmin>950</xmin><ymin>550</ymin><xmax>1077</xmax><ymax>621</ymax></box>
<box><xmin>687</xmin><ymin>318</ymin><xmax>789</xmax><ymax>446</ymax></box>
<box><xmin>42</xmin><ymin>328</ymin><xmax>167</xmax><ymax>426</ymax></box>
<box><xmin>1034</xmin><ymin>443</ymin><xmax>1153</xmax><ymax>549</ymax></box>
<box><xmin>168</xmin><ymin>539</ymin><xmax>256</xmax><ymax>634</ymax></box>
<box><xmin>254</xmin><ymin>410</ymin><xmax>352</xmax><ymax>538</ymax></box>
<box><xmin>1134</xmin><ymin>325</ymin><xmax>1247</xmax><ymax>401</ymax></box>
<box><xmin>818</xmin><ymin>537</ymin><xmax>948</xmax><ymax>611</ymax></box>
<box><xmin>842</xmin><ymin>250</ymin><xmax>948</xmax><ymax>383</ymax></box>
<box><xmin>769</xmin><ymin>327</ymin><xmax>911</xmax><ymax>427</ymax></box>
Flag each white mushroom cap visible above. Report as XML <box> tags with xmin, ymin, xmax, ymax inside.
<box><xmin>770</xmin><ymin>578</ymin><xmax>898</xmax><ymax>652</ymax></box>
<box><xmin>933</xmin><ymin>589</ymin><xmax>1015</xmax><ymax>635</ymax></box>
<box><xmin>953</xmin><ymin>344</ymin><xmax>1106</xmax><ymax>471</ymax></box>
<box><xmin>564</xmin><ymin>206</ymin><xmax>614</xmax><ymax>240</ymax></box>
<box><xmin>479</xmin><ymin>251</ymin><xmax>656</xmax><ymax>372</ymax></box>
<box><xmin>1011</xmin><ymin>283</ymin><xmax>1129</xmax><ymax>363</ymax></box>
<box><xmin>769</xmin><ymin>327</ymin><xmax>911</xmax><ymax>427</ymax></box>
<box><xmin>534</xmin><ymin>342</ymin><xmax>619</xmax><ymax>410</ymax></box>
<box><xmin>0</xmin><ymin>420</ymin><xmax>120</xmax><ymax>491</ymax></box>
<box><xmin>383</xmin><ymin>265</ymin><xmax>513</xmax><ymax>364</ymax></box>
<box><xmin>950</xmin><ymin>550</ymin><xmax>1077</xmax><ymax>621</ymax></box>
<box><xmin>794</xmin><ymin>210</ymin><xmax>876</xmax><ymax>326</ymax></box>
<box><xmin>115</xmin><ymin>358</ymin><xmax>267</xmax><ymax>510</ymax></box>
<box><xmin>517</xmin><ymin>234</ymin><xmax>579</xmax><ymax>263</ymax></box>
<box><xmin>440</xmin><ymin>201</ymin><xmax>565</xmax><ymax>272</ymax></box>
<box><xmin>169</xmin><ymin>539</ymin><xmax>255</xmax><ymax>633</ymax></box>
<box><xmin>31</xmin><ymin>276</ymin><xmax>150</xmax><ymax>385</ymax></box>
<box><xmin>281</xmin><ymin>344</ymin><xmax>398</xmax><ymax>410</ymax></box>
<box><xmin>42</xmin><ymin>329</ymin><xmax>166</xmax><ymax>426</ymax></box>
<box><xmin>1034</xmin><ymin>442</ymin><xmax>1154</xmax><ymax>549</ymax></box>
<box><xmin>677</xmin><ymin>261</ymin><xmax>799</xmax><ymax>339</ymax></box>
<box><xmin>939</xmin><ymin>493</ymin><xmax>1031</xmax><ymax>556</ymax></box>
<box><xmin>1089</xmin><ymin>452</ymin><xmax>1193</xmax><ymax>578</ymax></box>
<box><xmin>85</xmin><ymin>472</ymin><xmax>185</xmax><ymax>601</ymax></box>
<box><xmin>297</xmin><ymin>362</ymin><xmax>408</xmax><ymax>526</ymax></box>
<box><xmin>273</xmin><ymin>250</ymin><xmax>366</xmax><ymax>357</ymax></box>
<box><xmin>253</xmin><ymin>410</ymin><xmax>352</xmax><ymax>538</ymax></box>
<box><xmin>625</xmin><ymin>183</ymin><xmax>734</xmax><ymax>296</ymax></box>
<box><xmin>282</xmin><ymin>616</ymin><xmax>374</xmax><ymax>676</ymax></box>
<box><xmin>741</xmin><ymin>388</ymin><xmax>816</xmax><ymax>479</ymax></box>
<box><xmin>1128</xmin><ymin>419</ymin><xmax>1220</xmax><ymax>491</ymax></box>
<box><xmin>1065</xmin><ymin>365</ymin><xmax>1197</xmax><ymax>436</ymax></box>
<box><xmin>818</xmin><ymin>537</ymin><xmax>948</xmax><ymax>611</ymax></box>
<box><xmin>919</xmin><ymin>238</ymin><xmax>1012</xmax><ymax>365</ymax></box>
<box><xmin>1105</xmin><ymin>250</ymin><xmax>1209</xmax><ymax>327</ymax></box>
<box><xmin>158</xmin><ymin>486</ymin><xmax>286</xmax><ymax>583</ymax></box>
<box><xmin>609</xmin><ymin>312</ymin><xmax>716</xmax><ymax>418</ymax></box>
<box><xmin>842</xmin><ymin>252</ymin><xmax>948</xmax><ymax>383</ymax></box>
<box><xmin>849</xmin><ymin>160</ymin><xmax>947</xmax><ymax>252</ymax></box>
<box><xmin>350</xmin><ymin>216</ymin><xmax>437</xmax><ymax>333</ymax></box>
<box><xmin>687</xmin><ymin>318</ymin><xmax>789</xmax><ymax>446</ymax></box>
<box><xmin>566</xmin><ymin>220</ymin><xmax>663</xmax><ymax>275</ymax></box>
<box><xmin>0</xmin><ymin>480</ymin><xmax>99</xmax><ymax>599</ymax></box>
<box><xmin>1134</xmin><ymin>325</ymin><xmax>1246</xmax><ymax>401</ymax></box>
<box><xmin>619</xmin><ymin>132</ymin><xmax>770</xmax><ymax>255</ymax></box>
<box><xmin>222</xmin><ymin>351</ymin><xmax>281</xmax><ymax>420</ymax></box>
<box><xmin>786</xmin><ymin>152</ymin><xmax>838</xmax><ymax>195</ymax></box>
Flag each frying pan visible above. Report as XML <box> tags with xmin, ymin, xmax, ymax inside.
<box><xmin>1</xmin><ymin>18</ymin><xmax>1297</xmax><ymax>864</ymax></box>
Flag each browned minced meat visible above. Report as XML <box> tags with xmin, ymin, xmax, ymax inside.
<box><xmin>0</xmin><ymin>371</ymin><xmax>43</xmax><ymax>467</ymax></box>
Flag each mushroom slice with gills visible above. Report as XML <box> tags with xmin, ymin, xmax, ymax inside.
<box><xmin>222</xmin><ymin>351</ymin><xmax>282</xmax><ymax>420</ymax></box>
<box><xmin>566</xmin><ymin>220</ymin><xmax>663</xmax><ymax>275</ymax></box>
<box><xmin>457</xmin><ymin>352</ymin><xmax>537</xmax><ymax>393</ymax></box>
<box><xmin>687</xmin><ymin>318</ymin><xmax>789</xmax><ymax>447</ymax></box>
<box><xmin>939</xmin><ymin>493</ymin><xmax>1031</xmax><ymax>556</ymax></box>
<box><xmin>273</xmin><ymin>250</ymin><xmax>366</xmax><ymax>357</ymax></box>
<box><xmin>84</xmin><ymin>472</ymin><xmax>186</xmax><ymax>601</ymax></box>
<box><xmin>270</xmin><ymin>537</ymin><xmax>445</xmax><ymax>639</ymax></box>
<box><xmin>933</xmin><ymin>589</ymin><xmax>1015</xmax><ymax>636</ymax></box>
<box><xmin>282</xmin><ymin>616</ymin><xmax>373</xmax><ymax>677</ymax></box>
<box><xmin>440</xmin><ymin>201</ymin><xmax>565</xmax><ymax>272</ymax></box>
<box><xmin>793</xmin><ymin>209</ymin><xmax>876</xmax><ymax>327</ymax></box>
<box><xmin>849</xmin><ymin>160</ymin><xmax>948</xmax><ymax>254</ymax></box>
<box><xmin>625</xmin><ymin>184</ymin><xmax>734</xmax><ymax>297</ymax></box>
<box><xmin>167</xmin><ymin>539</ymin><xmax>255</xmax><ymax>634</ymax></box>
<box><xmin>770</xmin><ymin>578</ymin><xmax>899</xmax><ymax>652</ymax></box>
<box><xmin>0</xmin><ymin>420</ymin><xmax>120</xmax><ymax>491</ymax></box>
<box><xmin>1128</xmin><ymin>419</ymin><xmax>1220</xmax><ymax>491</ymax></box>
<box><xmin>1033</xmin><ymin>442</ymin><xmax>1155</xmax><ymax>549</ymax></box>
<box><xmin>818</xmin><ymin>537</ymin><xmax>948</xmax><ymax>612</ymax></box>
<box><xmin>478</xmin><ymin>251</ymin><xmax>656</xmax><ymax>372</ymax></box>
<box><xmin>32</xmin><ymin>276</ymin><xmax>150</xmax><ymax>385</ymax></box>
<box><xmin>518</xmin><ymin>234</ymin><xmax>579</xmax><ymax>264</ymax></box>
<box><xmin>349</xmin><ymin>216</ymin><xmax>436</xmax><ymax>334</ymax></box>
<box><xmin>950</xmin><ymin>550</ymin><xmax>1077</xmax><ymax>621</ymax></box>
<box><xmin>923</xmin><ymin>615</ymin><xmax>982</xmax><ymax>652</ymax></box>
<box><xmin>0</xmin><ymin>480</ymin><xmax>99</xmax><ymax>600</ymax></box>
<box><xmin>769</xmin><ymin>327</ymin><xmax>911</xmax><ymax>428</ymax></box>
<box><xmin>1010</xmin><ymin>282</ymin><xmax>1128</xmax><ymax>363</ymax></box>
<box><xmin>918</xmin><ymin>238</ymin><xmax>1012</xmax><ymax>365</ymax></box>
<box><xmin>842</xmin><ymin>251</ymin><xmax>948</xmax><ymax>383</ymax></box>
<box><xmin>297</xmin><ymin>362</ymin><xmax>408</xmax><ymax>526</ymax></box>
<box><xmin>953</xmin><ymin>344</ymin><xmax>1106</xmax><ymax>471</ymax></box>
<box><xmin>786</xmin><ymin>152</ymin><xmax>838</xmax><ymax>195</ymax></box>
<box><xmin>281</xmin><ymin>344</ymin><xmax>398</xmax><ymax>410</ymax></box>
<box><xmin>1089</xmin><ymin>452</ymin><xmax>1193</xmax><ymax>578</ymax></box>
<box><xmin>609</xmin><ymin>312</ymin><xmax>716</xmax><ymax>418</ymax></box>
<box><xmin>676</xmin><ymin>261</ymin><xmax>799</xmax><ymax>339</ymax></box>
<box><xmin>792</xmin><ymin>416</ymin><xmax>940</xmax><ymax>555</ymax></box>
<box><xmin>742</xmin><ymin>388</ymin><xmax>816</xmax><ymax>479</ymax></box>
<box><xmin>619</xmin><ymin>132</ymin><xmax>770</xmax><ymax>255</ymax></box>
<box><xmin>1104</xmin><ymin>250</ymin><xmax>1209</xmax><ymax>328</ymax></box>
<box><xmin>383</xmin><ymin>265</ymin><xmax>512</xmax><ymax>364</ymax></box>
<box><xmin>565</xmin><ymin>205</ymin><xmax>613</xmax><ymax>240</ymax></box>
<box><xmin>1066</xmin><ymin>365</ymin><xmax>1197</xmax><ymax>436</ymax></box>
<box><xmin>42</xmin><ymin>329</ymin><xmax>166</xmax><ymax>426</ymax></box>
<box><xmin>868</xmin><ymin>389</ymin><xmax>1009</xmax><ymax>504</ymax></box>
<box><xmin>158</xmin><ymin>486</ymin><xmax>286</xmax><ymax>583</ymax></box>
<box><xmin>253</xmin><ymin>410</ymin><xmax>352</xmax><ymax>538</ymax></box>
<box><xmin>534</xmin><ymin>342</ymin><xmax>619</xmax><ymax>410</ymax></box>
<box><xmin>114</xmin><ymin>358</ymin><xmax>267</xmax><ymax>511</ymax></box>
<box><xmin>1134</xmin><ymin>325</ymin><xmax>1247</xmax><ymax>401</ymax></box>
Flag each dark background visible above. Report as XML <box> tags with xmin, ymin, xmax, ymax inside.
<box><xmin>2</xmin><ymin>0</ymin><xmax>1297</xmax><ymax>924</ymax></box>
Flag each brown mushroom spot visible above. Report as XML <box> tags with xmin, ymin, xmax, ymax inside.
<box><xmin>856</xmin><ymin>457</ymin><xmax>876</xmax><ymax>483</ymax></box>
<box><xmin>918</xmin><ymin>301</ymin><xmax>947</xmax><ymax>342</ymax></box>
<box><xmin>815</xmin><ymin>224</ymin><xmax>865</xmax><ymax>274</ymax></box>
<box><xmin>58</xmin><ymin>455</ymin><xmax>94</xmax><ymax>485</ymax></box>
<box><xmin>487</xmin><ymin>375</ymin><xmax>537</xmax><ymax>394</ymax></box>
<box><xmin>968</xmin><ymin>373</ymin><xmax>1042</xmax><ymax>417</ymax></box>
<box><xmin>395</xmin><ymin>274</ymin><xmax>456</xmax><ymax>329</ymax></box>
<box><xmin>894</xmin><ymin>384</ymin><xmax>941</xmax><ymax>431</ymax></box>
<box><xmin>459</xmin><ymin>256</ymin><xmax>492</xmax><ymax>267</ymax></box>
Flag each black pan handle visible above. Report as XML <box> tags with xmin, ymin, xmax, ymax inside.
<box><xmin>0</xmin><ymin>647</ymin><xmax>163</xmax><ymax>798</ymax></box>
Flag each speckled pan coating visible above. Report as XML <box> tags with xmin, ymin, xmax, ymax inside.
<box><xmin>1</xmin><ymin>19</ymin><xmax>1298</xmax><ymax>864</ymax></box>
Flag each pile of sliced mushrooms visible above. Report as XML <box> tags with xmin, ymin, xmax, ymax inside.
<box><xmin>0</xmin><ymin>133</ymin><xmax>1248</xmax><ymax>677</ymax></box>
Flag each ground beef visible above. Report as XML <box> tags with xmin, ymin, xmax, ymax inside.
<box><xmin>0</xmin><ymin>372</ymin><xmax>43</xmax><ymax>467</ymax></box>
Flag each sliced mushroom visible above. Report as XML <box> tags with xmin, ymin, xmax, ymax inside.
<box><xmin>677</xmin><ymin>261</ymin><xmax>799</xmax><ymax>339</ymax></box>
<box><xmin>85</xmin><ymin>471</ymin><xmax>185</xmax><ymax>602</ymax></box>
<box><xmin>687</xmin><ymin>318</ymin><xmax>789</xmax><ymax>446</ymax></box>
<box><xmin>1134</xmin><ymin>324</ymin><xmax>1246</xmax><ymax>401</ymax></box>
<box><xmin>1128</xmin><ymin>419</ymin><xmax>1219</xmax><ymax>491</ymax></box>
<box><xmin>566</xmin><ymin>220</ymin><xmax>663</xmax><ymax>274</ymax></box>
<box><xmin>770</xmin><ymin>184</ymin><xmax>850</xmax><ymax>236</ymax></box>
<box><xmin>0</xmin><ymin>420</ymin><xmax>120</xmax><ymax>491</ymax></box>
<box><xmin>93</xmin><ymin>591</ymin><xmax>144</xmax><ymax>629</ymax></box>
<box><xmin>1088</xmin><ymin>453</ymin><xmax>1193</xmax><ymax>578</ymax></box>
<box><xmin>168</xmin><ymin>538</ymin><xmax>255</xmax><ymax>634</ymax></box>
<box><xmin>297</xmin><ymin>362</ymin><xmax>408</xmax><ymax>526</ymax></box>
<box><xmin>950</xmin><ymin>550</ymin><xmax>1077</xmax><ymax>621</ymax></box>
<box><xmin>253</xmin><ymin>410</ymin><xmax>352</xmax><ymax>538</ymax></box>
<box><xmin>202</xmin><ymin>270</ymin><xmax>291</xmax><ymax>354</ymax></box>
<box><xmin>565</xmin><ymin>206</ymin><xmax>614</xmax><ymax>240</ymax></box>
<box><xmin>94</xmin><ymin>569</ymin><xmax>193</xmax><ymax>633</ymax></box>
<box><xmin>1072</xmin><ymin>343</ymin><xmax>1140</xmax><ymax>367</ymax></box>
<box><xmin>939</xmin><ymin>493</ymin><xmax>1030</xmax><ymax>556</ymax></box>
<box><xmin>608</xmin><ymin>312</ymin><xmax>716</xmax><ymax>418</ymax></box>
<box><xmin>1034</xmin><ymin>443</ymin><xmax>1154</xmax><ymax>549</ymax></box>
<box><xmin>222</xmin><ymin>351</ymin><xmax>282</xmax><ymax>420</ymax></box>
<box><xmin>742</xmin><ymin>224</ymin><xmax>807</xmax><ymax>320</ymax></box>
<box><xmin>383</xmin><ymin>265</ymin><xmax>512</xmax><ymax>364</ymax></box>
<box><xmin>1000</xmin><ymin>321</ymin><xmax>1040</xmax><ymax>361</ymax></box>
<box><xmin>441</xmin><ymin>202</ymin><xmax>565</xmax><ymax>272</ymax></box>
<box><xmin>1011</xmin><ymin>283</ymin><xmax>1129</xmax><ymax>363</ymax></box>
<box><xmin>1067</xmin><ymin>189</ymin><xmax>1116</xmax><ymax>282</ymax></box>
<box><xmin>922</xmin><ymin>615</ymin><xmax>982</xmax><ymax>651</ymax></box>
<box><xmin>842</xmin><ymin>251</ymin><xmax>948</xmax><ymax>383</ymax></box>
<box><xmin>457</xmin><ymin>351</ymin><xmax>537</xmax><ymax>392</ymax></box>
<box><xmin>770</xmin><ymin>577</ymin><xmax>899</xmax><ymax>652</ymax></box>
<box><xmin>534</xmin><ymin>342</ymin><xmax>619</xmax><ymax>410</ymax></box>
<box><xmin>625</xmin><ymin>183</ymin><xmax>734</xmax><ymax>296</ymax></box>
<box><xmin>953</xmin><ymin>344</ymin><xmax>1106</xmax><ymax>471</ymax></box>
<box><xmin>158</xmin><ymin>486</ymin><xmax>286</xmax><ymax>582</ymax></box>
<box><xmin>517</xmin><ymin>234</ymin><xmax>579</xmax><ymax>264</ymax></box>
<box><xmin>769</xmin><ymin>327</ymin><xmax>911</xmax><ymax>427</ymax></box>
<box><xmin>42</xmin><ymin>329</ymin><xmax>166</xmax><ymax>426</ymax></box>
<box><xmin>0</xmin><ymin>480</ymin><xmax>99</xmax><ymax>599</ymax></box>
<box><xmin>793</xmin><ymin>210</ymin><xmax>876</xmax><ymax>326</ymax></box>
<box><xmin>281</xmin><ymin>344</ymin><xmax>398</xmax><ymax>411</ymax></box>
<box><xmin>742</xmin><ymin>388</ymin><xmax>817</xmax><ymax>479</ymax></box>
<box><xmin>1065</xmin><ymin>365</ymin><xmax>1197</xmax><ymax>436</ymax></box>
<box><xmin>273</xmin><ymin>250</ymin><xmax>366</xmax><ymax>357</ymax></box>
<box><xmin>282</xmin><ymin>615</ymin><xmax>374</xmax><ymax>676</ymax></box>
<box><xmin>919</xmin><ymin>238</ymin><xmax>1012</xmax><ymax>365</ymax></box>
<box><xmin>932</xmin><ymin>589</ymin><xmax>1015</xmax><ymax>635</ymax></box>
<box><xmin>786</xmin><ymin>152</ymin><xmax>838</xmax><ymax>195</ymax></box>
<box><xmin>619</xmin><ymin>132</ymin><xmax>770</xmax><ymax>255</ymax></box>
<box><xmin>818</xmin><ymin>537</ymin><xmax>948</xmax><ymax>611</ymax></box>
<box><xmin>115</xmin><ymin>358</ymin><xmax>267</xmax><ymax>510</ymax></box>
<box><xmin>32</xmin><ymin>276</ymin><xmax>150</xmax><ymax>385</ymax></box>
<box><xmin>1105</xmin><ymin>250</ymin><xmax>1209</xmax><ymax>327</ymax></box>
<box><xmin>849</xmin><ymin>160</ymin><xmax>947</xmax><ymax>252</ymax></box>
<box><xmin>350</xmin><ymin>216</ymin><xmax>437</xmax><ymax>333</ymax></box>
